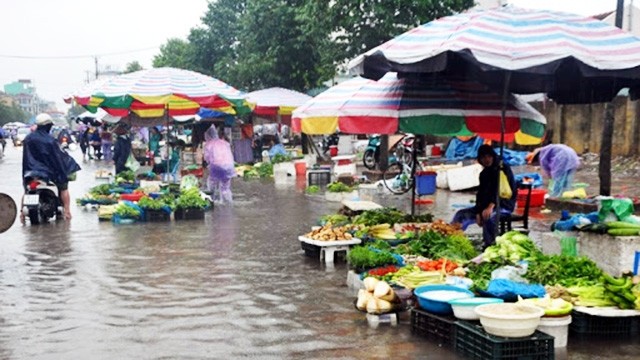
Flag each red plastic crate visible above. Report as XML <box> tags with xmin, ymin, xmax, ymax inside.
<box><xmin>517</xmin><ymin>188</ymin><xmax>546</xmax><ymax>208</ymax></box>
<box><xmin>119</xmin><ymin>192</ymin><xmax>145</xmax><ymax>202</ymax></box>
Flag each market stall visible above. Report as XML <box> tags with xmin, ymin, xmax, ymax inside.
<box><xmin>300</xmin><ymin>203</ymin><xmax>640</xmax><ymax>355</ymax></box>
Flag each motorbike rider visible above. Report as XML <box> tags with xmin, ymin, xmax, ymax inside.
<box><xmin>20</xmin><ymin>113</ymin><xmax>81</xmax><ymax>223</ymax></box>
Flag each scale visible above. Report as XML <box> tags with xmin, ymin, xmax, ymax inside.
<box><xmin>0</xmin><ymin>193</ymin><xmax>17</xmax><ymax>233</ymax></box>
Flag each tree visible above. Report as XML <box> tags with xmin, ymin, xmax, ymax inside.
<box><xmin>124</xmin><ymin>61</ymin><xmax>144</xmax><ymax>73</ymax></box>
<box><xmin>67</xmin><ymin>104</ymin><xmax>86</xmax><ymax>118</ymax></box>
<box><xmin>0</xmin><ymin>102</ymin><xmax>27</xmax><ymax>125</ymax></box>
<box><xmin>327</xmin><ymin>0</ymin><xmax>475</xmax><ymax>64</ymax></box>
<box><xmin>152</xmin><ymin>39</ymin><xmax>193</xmax><ymax>69</ymax></box>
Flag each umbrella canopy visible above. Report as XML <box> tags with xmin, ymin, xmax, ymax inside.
<box><xmin>77</xmin><ymin>67</ymin><xmax>249</xmax><ymax>118</ymax></box>
<box><xmin>349</xmin><ymin>6</ymin><xmax>640</xmax><ymax>104</ymax></box>
<box><xmin>291</xmin><ymin>73</ymin><xmax>546</xmax><ymax>145</ymax></box>
<box><xmin>245</xmin><ymin>87</ymin><xmax>312</xmax><ymax>116</ymax></box>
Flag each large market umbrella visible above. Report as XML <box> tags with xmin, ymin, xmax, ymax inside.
<box><xmin>291</xmin><ymin>72</ymin><xmax>546</xmax><ymax>145</ymax></box>
<box><xmin>74</xmin><ymin>67</ymin><xmax>250</xmax><ymax>118</ymax></box>
<box><xmin>349</xmin><ymin>6</ymin><xmax>640</xmax><ymax>104</ymax></box>
<box><xmin>245</xmin><ymin>87</ymin><xmax>312</xmax><ymax>117</ymax></box>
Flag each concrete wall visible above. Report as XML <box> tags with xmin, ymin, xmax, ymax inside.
<box><xmin>530</xmin><ymin>97</ymin><xmax>640</xmax><ymax>156</ymax></box>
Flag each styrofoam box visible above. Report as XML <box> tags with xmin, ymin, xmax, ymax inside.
<box><xmin>446</xmin><ymin>164</ymin><xmax>483</xmax><ymax>191</ymax></box>
<box><xmin>333</xmin><ymin>163</ymin><xmax>357</xmax><ymax>177</ymax></box>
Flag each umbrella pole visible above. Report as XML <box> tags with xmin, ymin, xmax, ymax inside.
<box><xmin>495</xmin><ymin>72</ymin><xmax>512</xmax><ymax>243</ymax></box>
<box><xmin>410</xmin><ymin>140</ymin><xmax>418</xmax><ymax>216</ymax></box>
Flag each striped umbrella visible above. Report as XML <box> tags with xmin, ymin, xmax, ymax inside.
<box><xmin>76</xmin><ymin>67</ymin><xmax>249</xmax><ymax>118</ymax></box>
<box><xmin>292</xmin><ymin>73</ymin><xmax>545</xmax><ymax>145</ymax></box>
<box><xmin>245</xmin><ymin>87</ymin><xmax>312</xmax><ymax>117</ymax></box>
<box><xmin>349</xmin><ymin>6</ymin><xmax>640</xmax><ymax>104</ymax></box>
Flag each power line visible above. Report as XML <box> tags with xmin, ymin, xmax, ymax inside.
<box><xmin>0</xmin><ymin>46</ymin><xmax>160</xmax><ymax>60</ymax></box>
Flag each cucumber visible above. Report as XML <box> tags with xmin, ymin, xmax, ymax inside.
<box><xmin>607</xmin><ymin>221</ymin><xmax>640</xmax><ymax>229</ymax></box>
<box><xmin>607</xmin><ymin>228</ymin><xmax>640</xmax><ymax>236</ymax></box>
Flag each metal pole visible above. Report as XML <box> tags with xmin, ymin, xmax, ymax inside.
<box><xmin>410</xmin><ymin>142</ymin><xmax>417</xmax><ymax>216</ymax></box>
<box><xmin>495</xmin><ymin>71</ymin><xmax>512</xmax><ymax>242</ymax></box>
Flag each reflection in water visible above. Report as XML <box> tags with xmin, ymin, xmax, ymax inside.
<box><xmin>0</xmin><ymin>148</ymin><xmax>637</xmax><ymax>358</ymax></box>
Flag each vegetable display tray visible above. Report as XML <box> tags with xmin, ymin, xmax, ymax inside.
<box><xmin>411</xmin><ymin>308</ymin><xmax>457</xmax><ymax>348</ymax></box>
<box><xmin>174</xmin><ymin>207</ymin><xmax>205</xmax><ymax>220</ymax></box>
<box><xmin>144</xmin><ymin>209</ymin><xmax>171</xmax><ymax>222</ymax></box>
<box><xmin>569</xmin><ymin>310</ymin><xmax>640</xmax><ymax>338</ymax></box>
<box><xmin>454</xmin><ymin>320</ymin><xmax>554</xmax><ymax>360</ymax></box>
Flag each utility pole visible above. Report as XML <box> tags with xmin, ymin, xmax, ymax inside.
<box><xmin>94</xmin><ymin>56</ymin><xmax>99</xmax><ymax>80</ymax></box>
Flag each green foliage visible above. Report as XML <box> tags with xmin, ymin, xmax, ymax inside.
<box><xmin>326</xmin><ymin>181</ymin><xmax>353</xmax><ymax>193</ymax></box>
<box><xmin>124</xmin><ymin>61</ymin><xmax>144</xmax><ymax>73</ymax></box>
<box><xmin>305</xmin><ymin>185</ymin><xmax>320</xmax><ymax>194</ymax></box>
<box><xmin>137</xmin><ymin>195</ymin><xmax>175</xmax><ymax>210</ymax></box>
<box><xmin>89</xmin><ymin>184</ymin><xmax>112</xmax><ymax>196</ymax></box>
<box><xmin>175</xmin><ymin>188</ymin><xmax>209</xmax><ymax>209</ymax></box>
<box><xmin>115</xmin><ymin>170</ymin><xmax>136</xmax><ymax>183</ymax></box>
<box><xmin>271</xmin><ymin>153</ymin><xmax>292</xmax><ymax>164</ymax></box>
<box><xmin>524</xmin><ymin>254</ymin><xmax>604</xmax><ymax>287</ymax></box>
<box><xmin>152</xmin><ymin>0</ymin><xmax>475</xmax><ymax>93</ymax></box>
<box><xmin>347</xmin><ymin>245</ymin><xmax>396</xmax><ymax>270</ymax></box>
<box><xmin>0</xmin><ymin>102</ymin><xmax>27</xmax><ymax>125</ymax></box>
<box><xmin>114</xmin><ymin>203</ymin><xmax>141</xmax><ymax>219</ymax></box>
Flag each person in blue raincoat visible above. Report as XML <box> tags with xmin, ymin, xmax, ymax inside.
<box><xmin>21</xmin><ymin>113</ymin><xmax>81</xmax><ymax>222</ymax></box>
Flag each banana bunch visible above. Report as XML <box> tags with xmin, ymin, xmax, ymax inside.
<box><xmin>602</xmin><ymin>273</ymin><xmax>637</xmax><ymax>310</ymax></box>
<box><xmin>367</xmin><ymin>223</ymin><xmax>397</xmax><ymax>240</ymax></box>
<box><xmin>305</xmin><ymin>225</ymin><xmax>353</xmax><ymax>241</ymax></box>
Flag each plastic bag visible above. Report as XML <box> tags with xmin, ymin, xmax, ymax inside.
<box><xmin>560</xmin><ymin>236</ymin><xmax>577</xmax><ymax>257</ymax></box>
<box><xmin>491</xmin><ymin>263</ymin><xmax>528</xmax><ymax>283</ymax></box>
<box><xmin>499</xmin><ymin>170</ymin><xmax>512</xmax><ymax>199</ymax></box>
<box><xmin>126</xmin><ymin>152</ymin><xmax>141</xmax><ymax>172</ymax></box>
<box><xmin>598</xmin><ymin>198</ymin><xmax>634</xmax><ymax>222</ymax></box>
<box><xmin>486</xmin><ymin>279</ymin><xmax>546</xmax><ymax>300</ymax></box>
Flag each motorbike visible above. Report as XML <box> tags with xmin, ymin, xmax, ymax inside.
<box><xmin>22</xmin><ymin>171</ymin><xmax>63</xmax><ymax>225</ymax></box>
<box><xmin>319</xmin><ymin>133</ymin><xmax>340</xmax><ymax>155</ymax></box>
<box><xmin>362</xmin><ymin>134</ymin><xmax>417</xmax><ymax>170</ymax></box>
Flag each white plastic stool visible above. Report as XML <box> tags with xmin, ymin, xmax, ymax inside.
<box><xmin>366</xmin><ymin>313</ymin><xmax>398</xmax><ymax>328</ymax></box>
<box><xmin>320</xmin><ymin>244</ymin><xmax>351</xmax><ymax>264</ymax></box>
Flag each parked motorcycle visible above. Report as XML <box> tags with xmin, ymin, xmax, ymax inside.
<box><xmin>362</xmin><ymin>134</ymin><xmax>417</xmax><ymax>170</ymax></box>
<box><xmin>22</xmin><ymin>171</ymin><xmax>63</xmax><ymax>225</ymax></box>
<box><xmin>320</xmin><ymin>133</ymin><xmax>339</xmax><ymax>154</ymax></box>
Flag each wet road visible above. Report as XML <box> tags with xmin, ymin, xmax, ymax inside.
<box><xmin>0</xmin><ymin>145</ymin><xmax>638</xmax><ymax>359</ymax></box>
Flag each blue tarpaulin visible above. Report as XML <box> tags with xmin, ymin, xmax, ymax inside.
<box><xmin>444</xmin><ymin>136</ymin><xmax>484</xmax><ymax>161</ymax></box>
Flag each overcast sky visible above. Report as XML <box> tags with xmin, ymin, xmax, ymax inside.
<box><xmin>0</xmin><ymin>0</ymin><xmax>623</xmax><ymax>112</ymax></box>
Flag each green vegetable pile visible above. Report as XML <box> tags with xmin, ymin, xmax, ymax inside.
<box><xmin>137</xmin><ymin>195</ymin><xmax>175</xmax><ymax>211</ymax></box>
<box><xmin>352</xmin><ymin>208</ymin><xmax>407</xmax><ymax>226</ymax></box>
<box><xmin>305</xmin><ymin>185</ymin><xmax>320</xmax><ymax>194</ymax></box>
<box><xmin>327</xmin><ymin>182</ymin><xmax>353</xmax><ymax>193</ymax></box>
<box><xmin>347</xmin><ymin>246</ymin><xmax>397</xmax><ymax>270</ymax></box>
<box><xmin>395</xmin><ymin>230</ymin><xmax>478</xmax><ymax>262</ymax></box>
<box><xmin>175</xmin><ymin>188</ymin><xmax>209</xmax><ymax>209</ymax></box>
<box><xmin>482</xmin><ymin>231</ymin><xmax>542</xmax><ymax>263</ymax></box>
<box><xmin>114</xmin><ymin>203</ymin><xmax>141</xmax><ymax>219</ymax></box>
<box><xmin>115</xmin><ymin>170</ymin><xmax>136</xmax><ymax>183</ymax></box>
<box><xmin>271</xmin><ymin>154</ymin><xmax>292</xmax><ymax>164</ymax></box>
<box><xmin>89</xmin><ymin>184</ymin><xmax>112</xmax><ymax>196</ymax></box>
<box><xmin>524</xmin><ymin>254</ymin><xmax>603</xmax><ymax>287</ymax></box>
<box><xmin>319</xmin><ymin>213</ymin><xmax>349</xmax><ymax>226</ymax></box>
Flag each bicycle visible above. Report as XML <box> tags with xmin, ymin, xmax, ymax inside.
<box><xmin>381</xmin><ymin>147</ymin><xmax>422</xmax><ymax>194</ymax></box>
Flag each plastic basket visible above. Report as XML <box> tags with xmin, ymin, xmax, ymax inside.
<box><xmin>410</xmin><ymin>308</ymin><xmax>457</xmax><ymax>348</ymax></box>
<box><xmin>454</xmin><ymin>321</ymin><xmax>554</xmax><ymax>360</ymax></box>
<box><xmin>143</xmin><ymin>209</ymin><xmax>171</xmax><ymax>222</ymax></box>
<box><xmin>517</xmin><ymin>188</ymin><xmax>546</xmax><ymax>208</ymax></box>
<box><xmin>415</xmin><ymin>171</ymin><xmax>437</xmax><ymax>196</ymax></box>
<box><xmin>174</xmin><ymin>207</ymin><xmax>205</xmax><ymax>220</ymax></box>
<box><xmin>307</xmin><ymin>170</ymin><xmax>331</xmax><ymax>186</ymax></box>
<box><xmin>569</xmin><ymin>310</ymin><xmax>640</xmax><ymax>338</ymax></box>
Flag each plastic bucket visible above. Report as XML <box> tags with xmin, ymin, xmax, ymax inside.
<box><xmin>294</xmin><ymin>160</ymin><xmax>307</xmax><ymax>177</ymax></box>
<box><xmin>329</xmin><ymin>145</ymin><xmax>338</xmax><ymax>157</ymax></box>
<box><xmin>537</xmin><ymin>315</ymin><xmax>572</xmax><ymax>348</ymax></box>
<box><xmin>431</xmin><ymin>145</ymin><xmax>442</xmax><ymax>156</ymax></box>
<box><xmin>415</xmin><ymin>171</ymin><xmax>437</xmax><ymax>195</ymax></box>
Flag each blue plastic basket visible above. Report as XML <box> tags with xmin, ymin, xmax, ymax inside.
<box><xmin>414</xmin><ymin>284</ymin><xmax>474</xmax><ymax>315</ymax></box>
<box><xmin>415</xmin><ymin>171</ymin><xmax>437</xmax><ymax>195</ymax></box>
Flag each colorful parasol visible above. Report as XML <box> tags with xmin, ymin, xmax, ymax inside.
<box><xmin>245</xmin><ymin>87</ymin><xmax>312</xmax><ymax>117</ymax></box>
<box><xmin>292</xmin><ymin>73</ymin><xmax>545</xmax><ymax>145</ymax></box>
<box><xmin>73</xmin><ymin>67</ymin><xmax>249</xmax><ymax>118</ymax></box>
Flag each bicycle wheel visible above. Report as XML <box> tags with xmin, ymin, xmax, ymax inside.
<box><xmin>382</xmin><ymin>162</ymin><xmax>413</xmax><ymax>194</ymax></box>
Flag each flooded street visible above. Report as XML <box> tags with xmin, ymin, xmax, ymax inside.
<box><xmin>0</xmin><ymin>145</ymin><xmax>638</xmax><ymax>359</ymax></box>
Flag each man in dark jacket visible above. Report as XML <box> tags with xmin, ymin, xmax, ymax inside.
<box><xmin>112</xmin><ymin>123</ymin><xmax>132</xmax><ymax>175</ymax></box>
<box><xmin>22</xmin><ymin>113</ymin><xmax>81</xmax><ymax>221</ymax></box>
<box><xmin>451</xmin><ymin>144</ymin><xmax>517</xmax><ymax>248</ymax></box>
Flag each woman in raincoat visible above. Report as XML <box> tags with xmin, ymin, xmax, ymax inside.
<box><xmin>204</xmin><ymin>125</ymin><xmax>236</xmax><ymax>203</ymax></box>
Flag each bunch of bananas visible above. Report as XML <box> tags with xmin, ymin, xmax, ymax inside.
<box><xmin>602</xmin><ymin>273</ymin><xmax>638</xmax><ymax>310</ymax></box>
<box><xmin>305</xmin><ymin>225</ymin><xmax>353</xmax><ymax>241</ymax></box>
<box><xmin>366</xmin><ymin>223</ymin><xmax>397</xmax><ymax>240</ymax></box>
